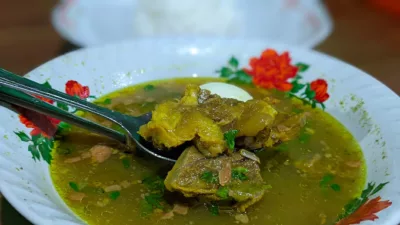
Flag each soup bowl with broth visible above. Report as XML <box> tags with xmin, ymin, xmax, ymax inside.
<box><xmin>0</xmin><ymin>38</ymin><xmax>399</xmax><ymax>225</ymax></box>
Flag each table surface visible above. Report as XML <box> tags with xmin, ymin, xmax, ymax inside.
<box><xmin>1</xmin><ymin>0</ymin><xmax>399</xmax><ymax>224</ymax></box>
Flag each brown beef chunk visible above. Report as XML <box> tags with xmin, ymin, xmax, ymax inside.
<box><xmin>164</xmin><ymin>146</ymin><xmax>267</xmax><ymax>212</ymax></box>
<box><xmin>138</xmin><ymin>85</ymin><xmax>277</xmax><ymax>157</ymax></box>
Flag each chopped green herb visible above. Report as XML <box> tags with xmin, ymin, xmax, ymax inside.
<box><xmin>140</xmin><ymin>200</ymin><xmax>155</xmax><ymax>217</ymax></box>
<box><xmin>337</xmin><ymin>182</ymin><xmax>390</xmax><ymax>221</ymax></box>
<box><xmin>140</xmin><ymin>193</ymin><xmax>166</xmax><ymax>217</ymax></box>
<box><xmin>69</xmin><ymin>182</ymin><xmax>79</xmax><ymax>192</ymax></box>
<box><xmin>233</xmin><ymin>167</ymin><xmax>248</xmax><ymax>173</ymax></box>
<box><xmin>144</xmin><ymin>193</ymin><xmax>164</xmax><ymax>209</ymax></box>
<box><xmin>140</xmin><ymin>176</ymin><xmax>167</xmax><ymax>217</ymax></box>
<box><xmin>320</xmin><ymin>174</ymin><xmax>341</xmax><ymax>192</ymax></box>
<box><xmin>109</xmin><ymin>191</ymin><xmax>120</xmax><ymax>200</ymax></box>
<box><xmin>216</xmin><ymin>187</ymin><xmax>229</xmax><ymax>199</ymax></box>
<box><xmin>201</xmin><ymin>171</ymin><xmax>219</xmax><ymax>184</ymax></box>
<box><xmin>231</xmin><ymin>167</ymin><xmax>249</xmax><ymax>181</ymax></box>
<box><xmin>224</xmin><ymin>129</ymin><xmax>239</xmax><ymax>151</ymax></box>
<box><xmin>208</xmin><ymin>202</ymin><xmax>219</xmax><ymax>216</ymax></box>
<box><xmin>142</xmin><ymin>176</ymin><xmax>165</xmax><ymax>193</ymax></box>
<box><xmin>144</xmin><ymin>84</ymin><xmax>155</xmax><ymax>91</ymax></box>
<box><xmin>122</xmin><ymin>158</ymin><xmax>131</xmax><ymax>169</ymax></box>
<box><xmin>14</xmin><ymin>131</ymin><xmax>30</xmax><ymax>142</ymax></box>
<box><xmin>319</xmin><ymin>174</ymin><xmax>334</xmax><ymax>187</ymax></box>
<box><xmin>331</xmin><ymin>184</ymin><xmax>341</xmax><ymax>192</ymax></box>
<box><xmin>295</xmin><ymin>62</ymin><xmax>310</xmax><ymax>72</ymax></box>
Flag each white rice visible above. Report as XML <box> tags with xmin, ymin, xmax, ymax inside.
<box><xmin>133</xmin><ymin>0</ymin><xmax>241</xmax><ymax>37</ymax></box>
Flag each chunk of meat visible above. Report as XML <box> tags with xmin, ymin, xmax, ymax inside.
<box><xmin>64</xmin><ymin>156</ymin><xmax>82</xmax><ymax>164</ymax></box>
<box><xmin>138</xmin><ymin>87</ymin><xmax>226</xmax><ymax>157</ymax></box>
<box><xmin>139</xmin><ymin>85</ymin><xmax>277</xmax><ymax>156</ymax></box>
<box><xmin>138</xmin><ymin>101</ymin><xmax>185</xmax><ymax>147</ymax></box>
<box><xmin>180</xmin><ymin>84</ymin><xmax>200</xmax><ymax>106</ymax></box>
<box><xmin>233</xmin><ymin>100</ymin><xmax>277</xmax><ymax>137</ymax></box>
<box><xmin>120</xmin><ymin>180</ymin><xmax>131</xmax><ymax>188</ymax></box>
<box><xmin>104</xmin><ymin>184</ymin><xmax>122</xmax><ymax>192</ymax></box>
<box><xmin>160</xmin><ymin>211</ymin><xmax>174</xmax><ymax>220</ymax></box>
<box><xmin>306</xmin><ymin>154</ymin><xmax>322</xmax><ymax>168</ymax></box>
<box><xmin>346</xmin><ymin>161</ymin><xmax>362</xmax><ymax>168</ymax></box>
<box><xmin>164</xmin><ymin>146</ymin><xmax>266</xmax><ymax>212</ymax></box>
<box><xmin>197</xmin><ymin>93</ymin><xmax>245</xmax><ymax>126</ymax></box>
<box><xmin>263</xmin><ymin>96</ymin><xmax>281</xmax><ymax>105</ymax></box>
<box><xmin>64</xmin><ymin>151</ymin><xmax>93</xmax><ymax>164</ymax></box>
<box><xmin>294</xmin><ymin>155</ymin><xmax>363</xmax><ymax>179</ymax></box>
<box><xmin>172</xmin><ymin>204</ymin><xmax>189</xmax><ymax>215</ymax></box>
<box><xmin>235</xmin><ymin>214</ymin><xmax>249</xmax><ymax>224</ymax></box>
<box><xmin>238</xmin><ymin>112</ymin><xmax>311</xmax><ymax>150</ymax></box>
<box><xmin>271</xmin><ymin>112</ymin><xmax>311</xmax><ymax>142</ymax></box>
<box><xmin>68</xmin><ymin>192</ymin><xmax>86</xmax><ymax>201</ymax></box>
<box><xmin>90</xmin><ymin>145</ymin><xmax>113</xmax><ymax>163</ymax></box>
<box><xmin>80</xmin><ymin>151</ymin><xmax>92</xmax><ymax>159</ymax></box>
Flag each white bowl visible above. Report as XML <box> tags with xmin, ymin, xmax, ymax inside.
<box><xmin>51</xmin><ymin>0</ymin><xmax>332</xmax><ymax>48</ymax></box>
<box><xmin>0</xmin><ymin>38</ymin><xmax>399</xmax><ymax>225</ymax></box>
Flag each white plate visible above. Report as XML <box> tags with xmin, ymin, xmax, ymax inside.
<box><xmin>51</xmin><ymin>0</ymin><xmax>333</xmax><ymax>48</ymax></box>
<box><xmin>0</xmin><ymin>38</ymin><xmax>399</xmax><ymax>225</ymax></box>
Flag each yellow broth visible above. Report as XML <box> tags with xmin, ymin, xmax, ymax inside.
<box><xmin>51</xmin><ymin>78</ymin><xmax>366</xmax><ymax>225</ymax></box>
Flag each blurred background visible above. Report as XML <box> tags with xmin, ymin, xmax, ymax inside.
<box><xmin>0</xmin><ymin>0</ymin><xmax>399</xmax><ymax>224</ymax></box>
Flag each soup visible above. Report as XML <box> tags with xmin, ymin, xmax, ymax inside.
<box><xmin>51</xmin><ymin>78</ymin><xmax>366</xmax><ymax>225</ymax></box>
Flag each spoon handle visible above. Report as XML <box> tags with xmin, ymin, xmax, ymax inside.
<box><xmin>0</xmin><ymin>68</ymin><xmax>139</xmax><ymax>126</ymax></box>
<box><xmin>0</xmin><ymin>85</ymin><xmax>126</xmax><ymax>143</ymax></box>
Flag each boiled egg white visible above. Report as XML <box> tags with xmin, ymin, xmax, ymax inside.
<box><xmin>200</xmin><ymin>82</ymin><xmax>253</xmax><ymax>102</ymax></box>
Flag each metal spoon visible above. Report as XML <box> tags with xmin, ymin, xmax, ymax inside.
<box><xmin>0</xmin><ymin>68</ymin><xmax>179</xmax><ymax>163</ymax></box>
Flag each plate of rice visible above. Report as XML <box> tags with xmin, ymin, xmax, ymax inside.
<box><xmin>51</xmin><ymin>0</ymin><xmax>333</xmax><ymax>48</ymax></box>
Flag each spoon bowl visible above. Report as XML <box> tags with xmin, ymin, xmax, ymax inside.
<box><xmin>0</xmin><ymin>68</ymin><xmax>179</xmax><ymax>162</ymax></box>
